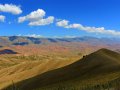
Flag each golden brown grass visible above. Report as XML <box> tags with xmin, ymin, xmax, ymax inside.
<box><xmin>4</xmin><ymin>48</ymin><xmax>120</xmax><ymax>90</ymax></box>
<box><xmin>0</xmin><ymin>52</ymin><xmax>81</xmax><ymax>89</ymax></box>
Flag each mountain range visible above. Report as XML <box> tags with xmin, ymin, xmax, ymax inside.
<box><xmin>0</xmin><ymin>36</ymin><xmax>120</xmax><ymax>46</ymax></box>
<box><xmin>0</xmin><ymin>36</ymin><xmax>120</xmax><ymax>90</ymax></box>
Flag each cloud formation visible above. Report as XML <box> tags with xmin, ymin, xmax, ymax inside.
<box><xmin>0</xmin><ymin>3</ymin><xmax>119</xmax><ymax>37</ymax></box>
<box><xmin>18</xmin><ymin>9</ymin><xmax>54</xmax><ymax>26</ymax></box>
<box><xmin>18</xmin><ymin>9</ymin><xmax>45</xmax><ymax>23</ymax></box>
<box><xmin>56</xmin><ymin>20</ymin><xmax>69</xmax><ymax>27</ymax></box>
<box><xmin>18</xmin><ymin>34</ymin><xmax>44</xmax><ymax>38</ymax></box>
<box><xmin>29</xmin><ymin>16</ymin><xmax>54</xmax><ymax>26</ymax></box>
<box><xmin>0</xmin><ymin>4</ymin><xmax>22</xmax><ymax>15</ymax></box>
<box><xmin>56</xmin><ymin>20</ymin><xmax>120</xmax><ymax>36</ymax></box>
<box><xmin>0</xmin><ymin>15</ymin><xmax>5</xmax><ymax>22</ymax></box>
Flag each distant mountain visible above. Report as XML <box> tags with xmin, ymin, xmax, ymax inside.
<box><xmin>5</xmin><ymin>49</ymin><xmax>120</xmax><ymax>90</ymax></box>
<box><xmin>0</xmin><ymin>36</ymin><xmax>120</xmax><ymax>46</ymax></box>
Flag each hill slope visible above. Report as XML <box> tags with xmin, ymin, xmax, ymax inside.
<box><xmin>5</xmin><ymin>48</ymin><xmax>120</xmax><ymax>90</ymax></box>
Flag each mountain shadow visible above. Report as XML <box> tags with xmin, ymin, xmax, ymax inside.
<box><xmin>0</xmin><ymin>49</ymin><xmax>18</xmax><ymax>55</ymax></box>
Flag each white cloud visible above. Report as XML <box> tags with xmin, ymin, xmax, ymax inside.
<box><xmin>18</xmin><ymin>9</ymin><xmax>54</xmax><ymax>26</ymax></box>
<box><xmin>18</xmin><ymin>9</ymin><xmax>45</xmax><ymax>23</ymax></box>
<box><xmin>18</xmin><ymin>17</ymin><xmax>26</xmax><ymax>23</ymax></box>
<box><xmin>0</xmin><ymin>4</ymin><xmax>22</xmax><ymax>15</ymax></box>
<box><xmin>18</xmin><ymin>34</ymin><xmax>44</xmax><ymax>38</ymax></box>
<box><xmin>27</xmin><ymin>34</ymin><xmax>44</xmax><ymax>38</ymax></box>
<box><xmin>29</xmin><ymin>16</ymin><xmax>54</xmax><ymax>26</ymax></box>
<box><xmin>56</xmin><ymin>20</ymin><xmax>69</xmax><ymax>27</ymax></box>
<box><xmin>0</xmin><ymin>15</ymin><xmax>5</xmax><ymax>22</ymax></box>
<box><xmin>56</xmin><ymin>20</ymin><xmax>120</xmax><ymax>36</ymax></box>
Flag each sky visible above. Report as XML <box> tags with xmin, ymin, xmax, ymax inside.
<box><xmin>0</xmin><ymin>0</ymin><xmax>120</xmax><ymax>38</ymax></box>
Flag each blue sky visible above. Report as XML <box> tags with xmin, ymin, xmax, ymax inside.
<box><xmin>0</xmin><ymin>0</ymin><xmax>120</xmax><ymax>37</ymax></box>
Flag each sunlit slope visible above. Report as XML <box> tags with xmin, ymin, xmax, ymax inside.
<box><xmin>6</xmin><ymin>48</ymin><xmax>120</xmax><ymax>90</ymax></box>
<box><xmin>0</xmin><ymin>58</ymin><xmax>78</xmax><ymax>89</ymax></box>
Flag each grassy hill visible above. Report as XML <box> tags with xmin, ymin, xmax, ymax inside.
<box><xmin>4</xmin><ymin>48</ymin><xmax>120</xmax><ymax>90</ymax></box>
<box><xmin>0</xmin><ymin>53</ymin><xmax>79</xmax><ymax>90</ymax></box>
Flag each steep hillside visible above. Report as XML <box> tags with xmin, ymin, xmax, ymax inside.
<box><xmin>4</xmin><ymin>48</ymin><xmax>120</xmax><ymax>90</ymax></box>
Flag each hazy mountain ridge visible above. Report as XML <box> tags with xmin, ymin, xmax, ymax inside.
<box><xmin>0</xmin><ymin>36</ymin><xmax>120</xmax><ymax>46</ymax></box>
